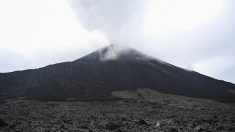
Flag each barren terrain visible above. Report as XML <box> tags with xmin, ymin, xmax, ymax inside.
<box><xmin>0</xmin><ymin>90</ymin><xmax>234</xmax><ymax>132</ymax></box>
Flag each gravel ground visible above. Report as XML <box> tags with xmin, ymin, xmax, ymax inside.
<box><xmin>0</xmin><ymin>93</ymin><xmax>235</xmax><ymax>132</ymax></box>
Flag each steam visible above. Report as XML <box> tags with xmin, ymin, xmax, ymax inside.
<box><xmin>99</xmin><ymin>44</ymin><xmax>129</xmax><ymax>61</ymax></box>
<box><xmin>99</xmin><ymin>45</ymin><xmax>119</xmax><ymax>61</ymax></box>
<box><xmin>67</xmin><ymin>0</ymin><xmax>147</xmax><ymax>45</ymax></box>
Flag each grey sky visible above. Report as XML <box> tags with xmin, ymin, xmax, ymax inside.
<box><xmin>0</xmin><ymin>0</ymin><xmax>234</xmax><ymax>83</ymax></box>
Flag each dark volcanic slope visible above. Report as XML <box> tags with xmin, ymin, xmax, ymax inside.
<box><xmin>0</xmin><ymin>45</ymin><xmax>235</xmax><ymax>102</ymax></box>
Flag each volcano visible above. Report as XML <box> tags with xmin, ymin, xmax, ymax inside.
<box><xmin>0</xmin><ymin>45</ymin><xmax>235</xmax><ymax>102</ymax></box>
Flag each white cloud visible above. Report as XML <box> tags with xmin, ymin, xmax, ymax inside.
<box><xmin>0</xmin><ymin>0</ymin><xmax>109</xmax><ymax>71</ymax></box>
<box><xmin>144</xmin><ymin>0</ymin><xmax>224</xmax><ymax>35</ymax></box>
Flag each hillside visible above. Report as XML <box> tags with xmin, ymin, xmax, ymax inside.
<box><xmin>0</xmin><ymin>45</ymin><xmax>235</xmax><ymax>102</ymax></box>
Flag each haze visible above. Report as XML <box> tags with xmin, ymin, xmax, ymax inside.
<box><xmin>0</xmin><ymin>0</ymin><xmax>234</xmax><ymax>83</ymax></box>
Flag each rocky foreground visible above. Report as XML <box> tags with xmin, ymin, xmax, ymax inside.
<box><xmin>0</xmin><ymin>91</ymin><xmax>235</xmax><ymax>132</ymax></box>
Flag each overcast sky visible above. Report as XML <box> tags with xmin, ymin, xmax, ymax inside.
<box><xmin>0</xmin><ymin>0</ymin><xmax>235</xmax><ymax>83</ymax></box>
